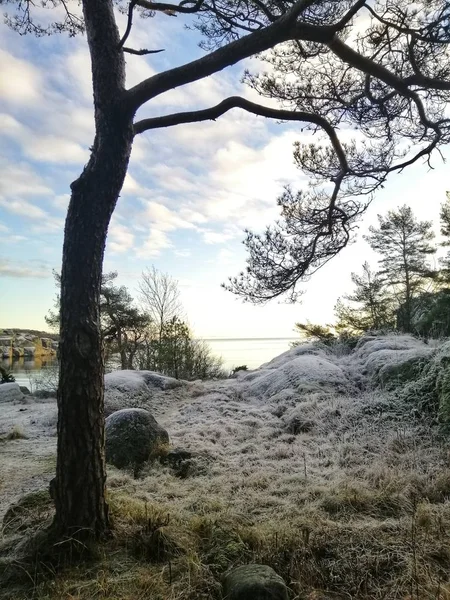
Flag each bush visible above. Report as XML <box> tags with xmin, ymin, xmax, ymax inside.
<box><xmin>0</xmin><ymin>365</ymin><xmax>15</xmax><ymax>383</ymax></box>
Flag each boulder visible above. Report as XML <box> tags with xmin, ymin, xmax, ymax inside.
<box><xmin>0</xmin><ymin>383</ymin><xmax>24</xmax><ymax>403</ymax></box>
<box><xmin>23</xmin><ymin>346</ymin><xmax>36</xmax><ymax>358</ymax></box>
<box><xmin>223</xmin><ymin>564</ymin><xmax>288</xmax><ymax>600</ymax></box>
<box><xmin>104</xmin><ymin>370</ymin><xmax>183</xmax><ymax>415</ymax></box>
<box><xmin>105</xmin><ymin>408</ymin><xmax>169</xmax><ymax>470</ymax></box>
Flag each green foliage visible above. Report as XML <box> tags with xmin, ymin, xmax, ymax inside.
<box><xmin>294</xmin><ymin>321</ymin><xmax>336</xmax><ymax>344</ymax></box>
<box><xmin>375</xmin><ymin>355</ymin><xmax>429</xmax><ymax>391</ymax></box>
<box><xmin>101</xmin><ymin>276</ymin><xmax>152</xmax><ymax>370</ymax></box>
<box><xmin>136</xmin><ymin>316</ymin><xmax>226</xmax><ymax>380</ymax></box>
<box><xmin>293</xmin><ymin>321</ymin><xmax>359</xmax><ymax>355</ymax></box>
<box><xmin>400</xmin><ymin>342</ymin><xmax>450</xmax><ymax>422</ymax></box>
<box><xmin>231</xmin><ymin>365</ymin><xmax>248</xmax><ymax>375</ymax></box>
<box><xmin>0</xmin><ymin>365</ymin><xmax>15</xmax><ymax>384</ymax></box>
<box><xmin>335</xmin><ymin>262</ymin><xmax>395</xmax><ymax>333</ymax></box>
<box><xmin>364</xmin><ymin>205</ymin><xmax>436</xmax><ymax>333</ymax></box>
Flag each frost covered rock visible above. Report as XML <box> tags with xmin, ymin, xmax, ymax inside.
<box><xmin>0</xmin><ymin>383</ymin><xmax>24</xmax><ymax>403</ymax></box>
<box><xmin>261</xmin><ymin>342</ymin><xmax>328</xmax><ymax>370</ymax></box>
<box><xmin>105</xmin><ymin>408</ymin><xmax>169</xmax><ymax>470</ymax></box>
<box><xmin>355</xmin><ymin>335</ymin><xmax>433</xmax><ymax>388</ymax></box>
<box><xmin>354</xmin><ymin>335</ymin><xmax>425</xmax><ymax>360</ymax></box>
<box><xmin>223</xmin><ymin>564</ymin><xmax>288</xmax><ymax>600</ymax></box>
<box><xmin>104</xmin><ymin>370</ymin><xmax>183</xmax><ymax>415</ymax></box>
<box><xmin>246</xmin><ymin>354</ymin><xmax>350</xmax><ymax>399</ymax></box>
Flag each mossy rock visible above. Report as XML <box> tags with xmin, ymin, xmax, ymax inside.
<box><xmin>3</xmin><ymin>489</ymin><xmax>53</xmax><ymax>534</ymax></box>
<box><xmin>105</xmin><ymin>408</ymin><xmax>169</xmax><ymax>472</ymax></box>
<box><xmin>223</xmin><ymin>564</ymin><xmax>288</xmax><ymax>600</ymax></box>
<box><xmin>376</xmin><ymin>355</ymin><xmax>429</xmax><ymax>390</ymax></box>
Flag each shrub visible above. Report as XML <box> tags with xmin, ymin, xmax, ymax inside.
<box><xmin>0</xmin><ymin>365</ymin><xmax>15</xmax><ymax>383</ymax></box>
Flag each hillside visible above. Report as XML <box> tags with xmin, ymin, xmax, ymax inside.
<box><xmin>1</xmin><ymin>334</ymin><xmax>450</xmax><ymax>599</ymax></box>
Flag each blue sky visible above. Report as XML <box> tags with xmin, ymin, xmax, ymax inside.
<box><xmin>0</xmin><ymin>6</ymin><xmax>449</xmax><ymax>337</ymax></box>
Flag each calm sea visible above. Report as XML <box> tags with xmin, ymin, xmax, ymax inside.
<box><xmin>2</xmin><ymin>338</ymin><xmax>298</xmax><ymax>386</ymax></box>
<box><xmin>205</xmin><ymin>338</ymin><xmax>297</xmax><ymax>371</ymax></box>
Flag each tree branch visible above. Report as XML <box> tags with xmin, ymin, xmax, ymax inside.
<box><xmin>136</xmin><ymin>0</ymin><xmax>205</xmax><ymax>14</ymax></box>
<box><xmin>118</xmin><ymin>0</ymin><xmax>138</xmax><ymax>50</ymax></box>
<box><xmin>125</xmin><ymin>0</ymin><xmax>336</xmax><ymax>110</ymax></box>
<box><xmin>133</xmin><ymin>94</ymin><xmax>348</xmax><ymax>171</ymax></box>
<box><xmin>123</xmin><ymin>47</ymin><xmax>165</xmax><ymax>55</ymax></box>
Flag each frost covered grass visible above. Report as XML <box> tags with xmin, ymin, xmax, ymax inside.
<box><xmin>2</xmin><ymin>335</ymin><xmax>450</xmax><ymax>599</ymax></box>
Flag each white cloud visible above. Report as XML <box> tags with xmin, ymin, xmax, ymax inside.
<box><xmin>108</xmin><ymin>222</ymin><xmax>135</xmax><ymax>254</ymax></box>
<box><xmin>143</xmin><ymin>201</ymin><xmax>199</xmax><ymax>232</ymax></box>
<box><xmin>0</xmin><ymin>49</ymin><xmax>42</xmax><ymax>105</ymax></box>
<box><xmin>202</xmin><ymin>226</ymin><xmax>242</xmax><ymax>244</ymax></box>
<box><xmin>0</xmin><ymin>198</ymin><xmax>48</xmax><ymax>220</ymax></box>
<box><xmin>0</xmin><ymin>258</ymin><xmax>51</xmax><ymax>279</ymax></box>
<box><xmin>137</xmin><ymin>228</ymin><xmax>172</xmax><ymax>257</ymax></box>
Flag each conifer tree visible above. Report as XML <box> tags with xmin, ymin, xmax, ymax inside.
<box><xmin>334</xmin><ymin>262</ymin><xmax>394</xmax><ymax>333</ymax></box>
<box><xmin>364</xmin><ymin>205</ymin><xmax>436</xmax><ymax>332</ymax></box>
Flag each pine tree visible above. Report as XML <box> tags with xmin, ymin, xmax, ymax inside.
<box><xmin>334</xmin><ymin>262</ymin><xmax>394</xmax><ymax>333</ymax></box>
<box><xmin>364</xmin><ymin>205</ymin><xmax>436</xmax><ymax>333</ymax></box>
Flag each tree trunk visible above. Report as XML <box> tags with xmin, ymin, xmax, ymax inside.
<box><xmin>51</xmin><ymin>0</ymin><xmax>134</xmax><ymax>540</ymax></box>
<box><xmin>54</xmin><ymin>118</ymin><xmax>133</xmax><ymax>539</ymax></box>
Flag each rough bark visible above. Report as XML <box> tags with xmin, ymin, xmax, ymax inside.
<box><xmin>53</xmin><ymin>0</ymin><xmax>134</xmax><ymax>539</ymax></box>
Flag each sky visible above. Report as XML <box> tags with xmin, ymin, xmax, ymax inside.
<box><xmin>0</xmin><ymin>4</ymin><xmax>449</xmax><ymax>338</ymax></box>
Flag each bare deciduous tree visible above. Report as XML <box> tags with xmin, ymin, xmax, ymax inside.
<box><xmin>138</xmin><ymin>266</ymin><xmax>183</xmax><ymax>346</ymax></box>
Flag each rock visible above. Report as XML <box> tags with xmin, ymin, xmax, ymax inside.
<box><xmin>23</xmin><ymin>346</ymin><xmax>36</xmax><ymax>358</ymax></box>
<box><xmin>0</xmin><ymin>383</ymin><xmax>24</xmax><ymax>403</ymax></box>
<box><xmin>223</xmin><ymin>564</ymin><xmax>288</xmax><ymax>600</ymax></box>
<box><xmin>104</xmin><ymin>370</ymin><xmax>183</xmax><ymax>415</ymax></box>
<box><xmin>19</xmin><ymin>386</ymin><xmax>31</xmax><ymax>395</ymax></box>
<box><xmin>105</xmin><ymin>408</ymin><xmax>169</xmax><ymax>471</ymax></box>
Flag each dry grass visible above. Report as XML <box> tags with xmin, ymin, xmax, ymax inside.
<box><xmin>5</xmin><ymin>426</ymin><xmax>28</xmax><ymax>441</ymax></box>
<box><xmin>2</xmin><ymin>337</ymin><xmax>450</xmax><ymax>598</ymax></box>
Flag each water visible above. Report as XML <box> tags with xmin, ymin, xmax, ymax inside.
<box><xmin>1</xmin><ymin>357</ymin><xmax>57</xmax><ymax>389</ymax></box>
<box><xmin>205</xmin><ymin>338</ymin><xmax>297</xmax><ymax>371</ymax></box>
<box><xmin>1</xmin><ymin>338</ymin><xmax>298</xmax><ymax>386</ymax></box>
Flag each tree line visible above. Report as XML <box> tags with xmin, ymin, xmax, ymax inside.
<box><xmin>297</xmin><ymin>196</ymin><xmax>450</xmax><ymax>342</ymax></box>
<box><xmin>46</xmin><ymin>267</ymin><xmax>225</xmax><ymax>380</ymax></box>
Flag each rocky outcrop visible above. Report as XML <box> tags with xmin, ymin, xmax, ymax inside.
<box><xmin>105</xmin><ymin>408</ymin><xmax>169</xmax><ymax>471</ymax></box>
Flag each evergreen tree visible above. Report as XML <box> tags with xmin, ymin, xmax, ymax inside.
<box><xmin>101</xmin><ymin>280</ymin><xmax>152</xmax><ymax>370</ymax></box>
<box><xmin>364</xmin><ymin>206</ymin><xmax>436</xmax><ymax>333</ymax></box>
<box><xmin>439</xmin><ymin>193</ymin><xmax>450</xmax><ymax>282</ymax></box>
<box><xmin>334</xmin><ymin>262</ymin><xmax>395</xmax><ymax>333</ymax></box>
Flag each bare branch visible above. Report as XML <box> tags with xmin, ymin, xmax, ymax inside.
<box><xmin>123</xmin><ymin>47</ymin><xmax>165</xmax><ymax>54</ymax></box>
<box><xmin>118</xmin><ymin>0</ymin><xmax>138</xmax><ymax>50</ymax></box>
<box><xmin>133</xmin><ymin>95</ymin><xmax>348</xmax><ymax>171</ymax></box>
<box><xmin>136</xmin><ymin>0</ymin><xmax>205</xmax><ymax>14</ymax></box>
<box><xmin>126</xmin><ymin>1</ymin><xmax>336</xmax><ymax>110</ymax></box>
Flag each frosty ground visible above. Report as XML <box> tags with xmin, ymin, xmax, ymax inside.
<box><xmin>1</xmin><ymin>335</ymin><xmax>450</xmax><ymax>599</ymax></box>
